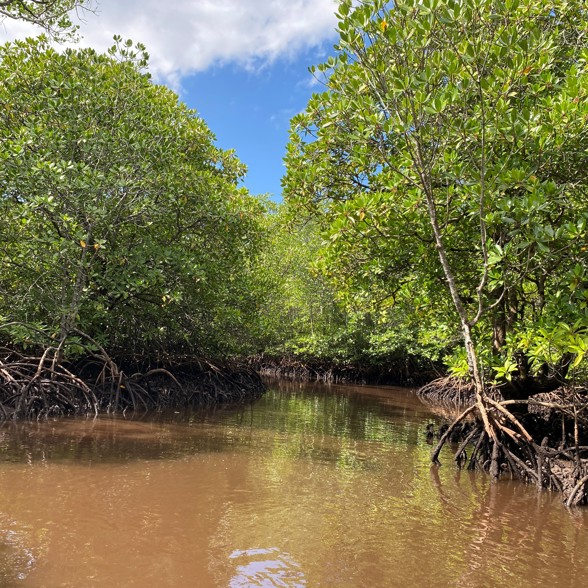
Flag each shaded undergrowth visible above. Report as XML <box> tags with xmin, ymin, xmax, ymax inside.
<box><xmin>0</xmin><ymin>343</ymin><xmax>265</xmax><ymax>420</ymax></box>
<box><xmin>249</xmin><ymin>354</ymin><xmax>439</xmax><ymax>387</ymax></box>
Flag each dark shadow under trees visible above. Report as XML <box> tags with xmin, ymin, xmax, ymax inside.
<box><xmin>0</xmin><ymin>327</ymin><xmax>265</xmax><ymax>420</ymax></box>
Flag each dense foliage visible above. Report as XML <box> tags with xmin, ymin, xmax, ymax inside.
<box><xmin>2</xmin><ymin>0</ymin><xmax>588</xmax><ymax>497</ymax></box>
<box><xmin>250</xmin><ymin>208</ymin><xmax>432</xmax><ymax>376</ymax></box>
<box><xmin>283</xmin><ymin>0</ymin><xmax>588</xmax><ymax>392</ymax></box>
<box><xmin>0</xmin><ymin>37</ymin><xmax>265</xmax><ymax>360</ymax></box>
<box><xmin>2</xmin><ymin>0</ymin><xmax>588</xmax><ymax>395</ymax></box>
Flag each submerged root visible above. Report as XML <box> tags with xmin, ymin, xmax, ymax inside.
<box><xmin>429</xmin><ymin>385</ymin><xmax>588</xmax><ymax>506</ymax></box>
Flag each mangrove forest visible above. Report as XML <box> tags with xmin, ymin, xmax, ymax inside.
<box><xmin>2</xmin><ymin>0</ymin><xmax>588</xmax><ymax>505</ymax></box>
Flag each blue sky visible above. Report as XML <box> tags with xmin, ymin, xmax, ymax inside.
<box><xmin>183</xmin><ymin>49</ymin><xmax>333</xmax><ymax>200</ymax></box>
<box><xmin>2</xmin><ymin>0</ymin><xmax>341</xmax><ymax>200</ymax></box>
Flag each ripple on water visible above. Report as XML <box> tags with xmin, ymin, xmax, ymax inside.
<box><xmin>229</xmin><ymin>547</ymin><xmax>307</xmax><ymax>587</ymax></box>
<box><xmin>0</xmin><ymin>524</ymin><xmax>36</xmax><ymax>583</ymax></box>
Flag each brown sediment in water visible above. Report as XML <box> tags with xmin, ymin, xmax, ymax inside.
<box><xmin>1</xmin><ymin>382</ymin><xmax>588</xmax><ymax>587</ymax></box>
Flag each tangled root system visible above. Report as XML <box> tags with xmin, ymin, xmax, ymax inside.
<box><xmin>0</xmin><ymin>335</ymin><xmax>265</xmax><ymax>420</ymax></box>
<box><xmin>423</xmin><ymin>378</ymin><xmax>588</xmax><ymax>507</ymax></box>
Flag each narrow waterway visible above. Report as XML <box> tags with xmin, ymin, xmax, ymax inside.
<box><xmin>0</xmin><ymin>380</ymin><xmax>587</xmax><ymax>587</ymax></box>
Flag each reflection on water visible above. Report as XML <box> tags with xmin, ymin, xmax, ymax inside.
<box><xmin>0</xmin><ymin>380</ymin><xmax>585</xmax><ymax>586</ymax></box>
<box><xmin>229</xmin><ymin>548</ymin><xmax>306</xmax><ymax>588</ymax></box>
<box><xmin>0</xmin><ymin>522</ymin><xmax>35</xmax><ymax>584</ymax></box>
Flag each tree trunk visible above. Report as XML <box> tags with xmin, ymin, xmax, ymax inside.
<box><xmin>58</xmin><ymin>227</ymin><xmax>93</xmax><ymax>361</ymax></box>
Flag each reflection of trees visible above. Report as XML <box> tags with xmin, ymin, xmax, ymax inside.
<box><xmin>0</xmin><ymin>381</ymin><xmax>433</xmax><ymax>469</ymax></box>
<box><xmin>0</xmin><ymin>383</ymin><xmax>587</xmax><ymax>585</ymax></box>
<box><xmin>205</xmin><ymin>385</ymin><xmax>443</xmax><ymax>586</ymax></box>
<box><xmin>430</xmin><ymin>466</ymin><xmax>588</xmax><ymax>587</ymax></box>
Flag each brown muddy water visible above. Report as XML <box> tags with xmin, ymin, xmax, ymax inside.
<box><xmin>0</xmin><ymin>381</ymin><xmax>587</xmax><ymax>587</ymax></box>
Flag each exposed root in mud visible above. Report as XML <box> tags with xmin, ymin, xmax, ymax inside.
<box><xmin>426</xmin><ymin>381</ymin><xmax>588</xmax><ymax>506</ymax></box>
<box><xmin>0</xmin><ymin>332</ymin><xmax>265</xmax><ymax>420</ymax></box>
<box><xmin>418</xmin><ymin>376</ymin><xmax>503</xmax><ymax>406</ymax></box>
<box><xmin>0</xmin><ymin>346</ymin><xmax>99</xmax><ymax>419</ymax></box>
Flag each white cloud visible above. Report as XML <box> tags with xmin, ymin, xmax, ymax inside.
<box><xmin>0</xmin><ymin>0</ymin><xmax>339</xmax><ymax>86</ymax></box>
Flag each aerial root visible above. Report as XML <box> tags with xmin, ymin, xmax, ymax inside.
<box><xmin>430</xmin><ymin>389</ymin><xmax>588</xmax><ymax>506</ymax></box>
<box><xmin>565</xmin><ymin>474</ymin><xmax>588</xmax><ymax>508</ymax></box>
<box><xmin>0</xmin><ymin>351</ymin><xmax>98</xmax><ymax>419</ymax></box>
<box><xmin>0</xmin><ymin>331</ymin><xmax>265</xmax><ymax>419</ymax></box>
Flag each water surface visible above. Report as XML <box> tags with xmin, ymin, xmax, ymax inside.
<box><xmin>0</xmin><ymin>380</ymin><xmax>586</xmax><ymax>587</ymax></box>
